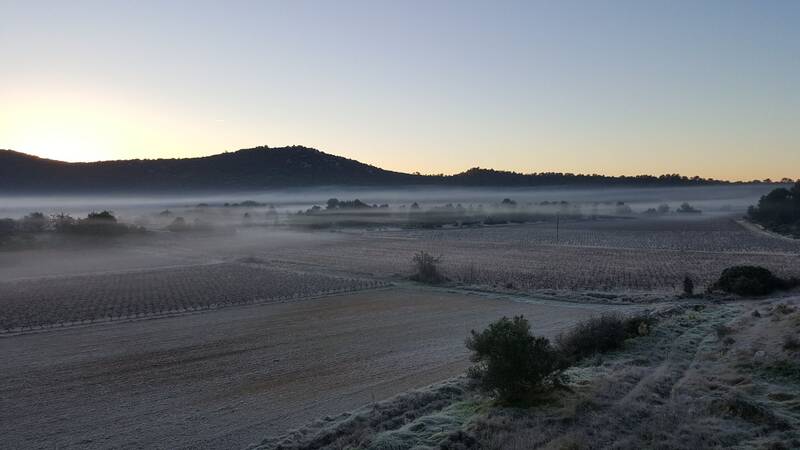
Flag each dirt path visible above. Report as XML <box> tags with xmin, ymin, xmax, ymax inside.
<box><xmin>735</xmin><ymin>218</ymin><xmax>798</xmax><ymax>243</ymax></box>
<box><xmin>0</xmin><ymin>287</ymin><xmax>630</xmax><ymax>449</ymax></box>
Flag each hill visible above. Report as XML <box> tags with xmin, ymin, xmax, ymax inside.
<box><xmin>0</xmin><ymin>145</ymin><xmax>734</xmax><ymax>192</ymax></box>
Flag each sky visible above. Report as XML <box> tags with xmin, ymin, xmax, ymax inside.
<box><xmin>1</xmin><ymin>0</ymin><xmax>798</xmax><ymax>181</ymax></box>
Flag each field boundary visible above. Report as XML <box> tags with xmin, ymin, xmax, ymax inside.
<box><xmin>0</xmin><ymin>283</ymin><xmax>394</xmax><ymax>338</ymax></box>
<box><xmin>439</xmin><ymin>284</ymin><xmax>671</xmax><ymax>308</ymax></box>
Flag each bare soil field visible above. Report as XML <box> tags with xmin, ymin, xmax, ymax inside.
<box><xmin>262</xmin><ymin>297</ymin><xmax>800</xmax><ymax>450</ymax></box>
<box><xmin>0</xmin><ymin>287</ymin><xmax>629</xmax><ymax>449</ymax></box>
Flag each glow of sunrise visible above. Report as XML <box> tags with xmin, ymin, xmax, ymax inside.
<box><xmin>1</xmin><ymin>1</ymin><xmax>798</xmax><ymax>181</ymax></box>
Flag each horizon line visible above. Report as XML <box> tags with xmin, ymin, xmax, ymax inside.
<box><xmin>1</xmin><ymin>145</ymin><xmax>795</xmax><ymax>185</ymax></box>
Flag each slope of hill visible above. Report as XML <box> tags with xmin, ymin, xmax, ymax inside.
<box><xmin>0</xmin><ymin>146</ymin><xmax>418</xmax><ymax>192</ymax></box>
<box><xmin>0</xmin><ymin>145</ymin><xmax>732</xmax><ymax>192</ymax></box>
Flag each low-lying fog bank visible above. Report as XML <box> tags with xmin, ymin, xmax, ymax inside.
<box><xmin>0</xmin><ymin>184</ymin><xmax>777</xmax><ymax>220</ymax></box>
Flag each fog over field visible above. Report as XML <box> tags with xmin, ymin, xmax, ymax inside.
<box><xmin>2</xmin><ymin>180</ymin><xmax>800</xmax><ymax>448</ymax></box>
<box><xmin>5</xmin><ymin>0</ymin><xmax>800</xmax><ymax>447</ymax></box>
<box><xmin>0</xmin><ymin>184</ymin><xmax>782</xmax><ymax>285</ymax></box>
<box><xmin>0</xmin><ymin>184</ymin><xmax>774</xmax><ymax>219</ymax></box>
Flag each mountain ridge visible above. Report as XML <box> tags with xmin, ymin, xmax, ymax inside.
<box><xmin>0</xmin><ymin>145</ymin><xmax>746</xmax><ymax>192</ymax></box>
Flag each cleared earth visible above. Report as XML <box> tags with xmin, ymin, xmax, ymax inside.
<box><xmin>0</xmin><ymin>287</ymin><xmax>630</xmax><ymax>449</ymax></box>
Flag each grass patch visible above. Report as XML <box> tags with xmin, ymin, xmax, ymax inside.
<box><xmin>709</xmin><ymin>392</ymin><xmax>791</xmax><ymax>430</ymax></box>
<box><xmin>369</xmin><ymin>400</ymin><xmax>482</xmax><ymax>449</ymax></box>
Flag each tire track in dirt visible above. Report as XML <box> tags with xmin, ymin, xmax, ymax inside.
<box><xmin>617</xmin><ymin>307</ymin><xmax>730</xmax><ymax>407</ymax></box>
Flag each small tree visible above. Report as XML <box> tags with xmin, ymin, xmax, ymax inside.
<box><xmin>167</xmin><ymin>217</ymin><xmax>190</xmax><ymax>232</ymax></box>
<box><xmin>0</xmin><ymin>218</ymin><xmax>16</xmax><ymax>239</ymax></box>
<box><xmin>677</xmin><ymin>202</ymin><xmax>701</xmax><ymax>214</ymax></box>
<box><xmin>51</xmin><ymin>213</ymin><xmax>75</xmax><ymax>232</ymax></box>
<box><xmin>466</xmin><ymin>316</ymin><xmax>566</xmax><ymax>404</ymax></box>
<box><xmin>410</xmin><ymin>251</ymin><xmax>446</xmax><ymax>283</ymax></box>
<box><xmin>712</xmin><ymin>265</ymin><xmax>787</xmax><ymax>296</ymax></box>
<box><xmin>87</xmin><ymin>211</ymin><xmax>117</xmax><ymax>222</ymax></box>
<box><xmin>20</xmin><ymin>212</ymin><xmax>47</xmax><ymax>232</ymax></box>
<box><xmin>683</xmin><ymin>275</ymin><xmax>695</xmax><ymax>296</ymax></box>
<box><xmin>556</xmin><ymin>314</ymin><xmax>627</xmax><ymax>363</ymax></box>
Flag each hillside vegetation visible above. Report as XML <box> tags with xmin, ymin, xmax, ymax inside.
<box><xmin>0</xmin><ymin>145</ymin><xmax>746</xmax><ymax>192</ymax></box>
<box><xmin>748</xmin><ymin>181</ymin><xmax>800</xmax><ymax>237</ymax></box>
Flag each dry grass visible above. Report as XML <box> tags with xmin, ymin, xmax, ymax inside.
<box><xmin>253</xmin><ymin>379</ymin><xmax>472</xmax><ymax>450</ymax></box>
<box><xmin>444</xmin><ymin>302</ymin><xmax>800</xmax><ymax>449</ymax></box>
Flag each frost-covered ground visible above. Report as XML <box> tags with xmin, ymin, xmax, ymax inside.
<box><xmin>261</xmin><ymin>297</ymin><xmax>800</xmax><ymax>450</ymax></box>
<box><xmin>1</xmin><ymin>212</ymin><xmax>798</xmax><ymax>448</ymax></box>
<box><xmin>259</xmin><ymin>215</ymin><xmax>800</xmax><ymax>293</ymax></box>
<box><xmin>0</xmin><ymin>287</ymin><xmax>627</xmax><ymax>449</ymax></box>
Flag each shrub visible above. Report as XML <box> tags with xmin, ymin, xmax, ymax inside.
<box><xmin>557</xmin><ymin>314</ymin><xmax>629</xmax><ymax>363</ymax></box>
<box><xmin>87</xmin><ymin>210</ymin><xmax>117</xmax><ymax>222</ymax></box>
<box><xmin>0</xmin><ymin>218</ymin><xmax>16</xmax><ymax>241</ymax></box>
<box><xmin>556</xmin><ymin>314</ymin><xmax>654</xmax><ymax>363</ymax></box>
<box><xmin>466</xmin><ymin>316</ymin><xmax>567</xmax><ymax>404</ymax></box>
<box><xmin>712</xmin><ymin>266</ymin><xmax>787</xmax><ymax>296</ymax></box>
<box><xmin>747</xmin><ymin>182</ymin><xmax>800</xmax><ymax>236</ymax></box>
<box><xmin>51</xmin><ymin>213</ymin><xmax>76</xmax><ymax>232</ymax></box>
<box><xmin>20</xmin><ymin>212</ymin><xmax>47</xmax><ymax>232</ymax></box>
<box><xmin>53</xmin><ymin>211</ymin><xmax>142</xmax><ymax>236</ymax></box>
<box><xmin>466</xmin><ymin>315</ymin><xmax>566</xmax><ymax>404</ymax></box>
<box><xmin>410</xmin><ymin>251</ymin><xmax>446</xmax><ymax>284</ymax></box>
<box><xmin>167</xmin><ymin>217</ymin><xmax>191</xmax><ymax>232</ymax></box>
<box><xmin>677</xmin><ymin>202</ymin><xmax>702</xmax><ymax>214</ymax></box>
<box><xmin>783</xmin><ymin>335</ymin><xmax>800</xmax><ymax>351</ymax></box>
<box><xmin>714</xmin><ymin>324</ymin><xmax>734</xmax><ymax>338</ymax></box>
<box><xmin>66</xmin><ymin>211</ymin><xmax>131</xmax><ymax>236</ymax></box>
<box><xmin>683</xmin><ymin>275</ymin><xmax>695</xmax><ymax>296</ymax></box>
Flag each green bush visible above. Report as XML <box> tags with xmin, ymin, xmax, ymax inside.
<box><xmin>712</xmin><ymin>266</ymin><xmax>787</xmax><ymax>296</ymax></box>
<box><xmin>466</xmin><ymin>316</ymin><xmax>566</xmax><ymax>404</ymax></box>
<box><xmin>747</xmin><ymin>181</ymin><xmax>800</xmax><ymax>236</ymax></box>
